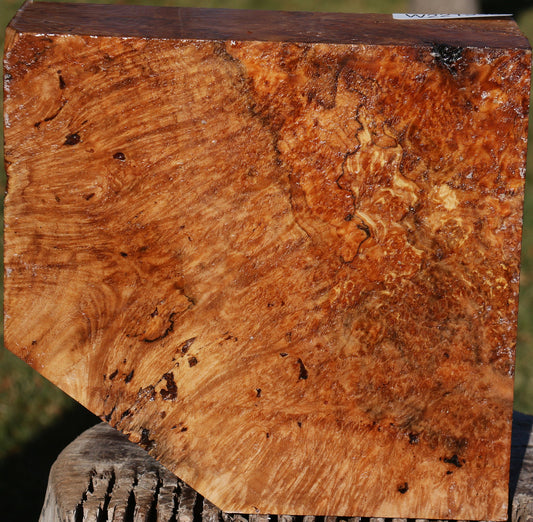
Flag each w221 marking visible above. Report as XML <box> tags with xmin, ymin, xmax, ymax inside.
<box><xmin>392</xmin><ymin>13</ymin><xmax>512</xmax><ymax>20</ymax></box>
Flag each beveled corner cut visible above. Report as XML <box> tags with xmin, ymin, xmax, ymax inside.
<box><xmin>3</xmin><ymin>3</ymin><xmax>531</xmax><ymax>520</ymax></box>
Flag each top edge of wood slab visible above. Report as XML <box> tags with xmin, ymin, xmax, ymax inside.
<box><xmin>7</xmin><ymin>1</ymin><xmax>531</xmax><ymax>48</ymax></box>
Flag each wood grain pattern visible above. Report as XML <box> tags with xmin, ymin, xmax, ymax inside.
<box><xmin>4</xmin><ymin>3</ymin><xmax>531</xmax><ymax>520</ymax></box>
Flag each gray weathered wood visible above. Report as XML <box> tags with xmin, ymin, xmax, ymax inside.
<box><xmin>40</xmin><ymin>411</ymin><xmax>533</xmax><ymax>522</ymax></box>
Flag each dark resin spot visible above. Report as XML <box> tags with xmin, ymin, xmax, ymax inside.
<box><xmin>398</xmin><ymin>482</ymin><xmax>409</xmax><ymax>494</ymax></box>
<box><xmin>160</xmin><ymin>372</ymin><xmax>178</xmax><ymax>401</ymax></box>
<box><xmin>256</xmin><ymin>388</ymin><xmax>262</xmax><ymax>398</ymax></box>
<box><xmin>113</xmin><ymin>151</ymin><xmax>126</xmax><ymax>161</ymax></box>
<box><xmin>409</xmin><ymin>432</ymin><xmax>419</xmax><ymax>445</ymax></box>
<box><xmin>431</xmin><ymin>43</ymin><xmax>463</xmax><ymax>74</ymax></box>
<box><xmin>444</xmin><ymin>454</ymin><xmax>463</xmax><ymax>468</ymax></box>
<box><xmin>120</xmin><ymin>252</ymin><xmax>128</xmax><ymax>257</ymax></box>
<box><xmin>104</xmin><ymin>409</ymin><xmax>114</xmax><ymax>422</ymax></box>
<box><xmin>297</xmin><ymin>358</ymin><xmax>308</xmax><ymax>380</ymax></box>
<box><xmin>140</xmin><ymin>428</ymin><xmax>154</xmax><ymax>450</ymax></box>
<box><xmin>125</xmin><ymin>370</ymin><xmax>134</xmax><ymax>383</ymax></box>
<box><xmin>64</xmin><ymin>133</ymin><xmax>80</xmax><ymax>146</ymax></box>
<box><xmin>180</xmin><ymin>337</ymin><xmax>196</xmax><ymax>354</ymax></box>
<box><xmin>188</xmin><ymin>357</ymin><xmax>198</xmax><ymax>367</ymax></box>
<box><xmin>109</xmin><ymin>369</ymin><xmax>118</xmax><ymax>380</ymax></box>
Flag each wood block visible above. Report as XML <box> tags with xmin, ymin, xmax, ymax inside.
<box><xmin>4</xmin><ymin>3</ymin><xmax>531</xmax><ymax>520</ymax></box>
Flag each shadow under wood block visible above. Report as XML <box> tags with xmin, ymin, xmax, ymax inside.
<box><xmin>3</xmin><ymin>3</ymin><xmax>531</xmax><ymax>520</ymax></box>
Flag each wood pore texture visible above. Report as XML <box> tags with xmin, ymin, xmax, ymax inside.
<box><xmin>3</xmin><ymin>3</ymin><xmax>531</xmax><ymax>520</ymax></box>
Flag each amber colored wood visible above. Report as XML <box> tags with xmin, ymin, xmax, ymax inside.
<box><xmin>39</xmin><ymin>413</ymin><xmax>533</xmax><ymax>521</ymax></box>
<box><xmin>4</xmin><ymin>3</ymin><xmax>531</xmax><ymax>520</ymax></box>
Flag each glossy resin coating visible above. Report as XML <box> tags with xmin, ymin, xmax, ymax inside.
<box><xmin>4</xmin><ymin>3</ymin><xmax>531</xmax><ymax>519</ymax></box>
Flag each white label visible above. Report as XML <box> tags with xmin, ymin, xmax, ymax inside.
<box><xmin>393</xmin><ymin>13</ymin><xmax>513</xmax><ymax>20</ymax></box>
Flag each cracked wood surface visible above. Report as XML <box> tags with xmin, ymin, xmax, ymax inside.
<box><xmin>39</xmin><ymin>415</ymin><xmax>533</xmax><ymax>522</ymax></box>
<box><xmin>4</xmin><ymin>3</ymin><xmax>531</xmax><ymax>520</ymax></box>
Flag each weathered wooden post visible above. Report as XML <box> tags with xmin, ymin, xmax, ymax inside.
<box><xmin>4</xmin><ymin>3</ymin><xmax>531</xmax><ymax>520</ymax></box>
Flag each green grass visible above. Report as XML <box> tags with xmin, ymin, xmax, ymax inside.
<box><xmin>0</xmin><ymin>1</ymin><xmax>532</xmax><ymax>518</ymax></box>
<box><xmin>0</xmin><ymin>350</ymin><xmax>72</xmax><ymax>457</ymax></box>
<box><xmin>515</xmin><ymin>2</ymin><xmax>533</xmax><ymax>416</ymax></box>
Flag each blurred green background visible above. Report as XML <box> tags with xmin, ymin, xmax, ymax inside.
<box><xmin>0</xmin><ymin>0</ymin><xmax>532</xmax><ymax>519</ymax></box>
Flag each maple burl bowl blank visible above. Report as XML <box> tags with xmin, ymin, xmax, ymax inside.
<box><xmin>3</xmin><ymin>3</ymin><xmax>531</xmax><ymax>521</ymax></box>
